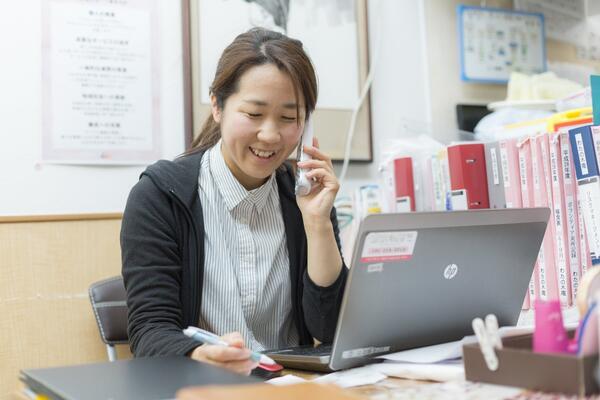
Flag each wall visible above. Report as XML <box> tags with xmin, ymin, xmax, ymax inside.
<box><xmin>0</xmin><ymin>216</ymin><xmax>129</xmax><ymax>399</ymax></box>
<box><xmin>335</xmin><ymin>0</ymin><xmax>432</xmax><ymax>195</ymax></box>
<box><xmin>421</xmin><ymin>0</ymin><xmax>600</xmax><ymax>145</ymax></box>
<box><xmin>0</xmin><ymin>0</ymin><xmax>185</xmax><ymax>216</ymax></box>
<box><xmin>422</xmin><ymin>0</ymin><xmax>511</xmax><ymax>145</ymax></box>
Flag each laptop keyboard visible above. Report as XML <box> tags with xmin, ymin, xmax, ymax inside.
<box><xmin>266</xmin><ymin>344</ymin><xmax>332</xmax><ymax>357</ymax></box>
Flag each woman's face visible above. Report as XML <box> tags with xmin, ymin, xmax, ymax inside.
<box><xmin>211</xmin><ymin>63</ymin><xmax>305</xmax><ymax>190</ymax></box>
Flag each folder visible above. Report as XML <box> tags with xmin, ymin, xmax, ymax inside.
<box><xmin>393</xmin><ymin>157</ymin><xmax>416</xmax><ymax>212</ymax></box>
<box><xmin>429</xmin><ymin>155</ymin><xmax>447</xmax><ymax>211</ymax></box>
<box><xmin>531</xmin><ymin>134</ymin><xmax>559</xmax><ymax>301</ymax></box>
<box><xmin>421</xmin><ymin>157</ymin><xmax>436</xmax><ymax>212</ymax></box>
<box><xmin>484</xmin><ymin>141</ymin><xmax>506</xmax><ymax>209</ymax></box>
<box><xmin>501</xmin><ymin>137</ymin><xmax>527</xmax><ymax>309</ymax></box>
<box><xmin>498</xmin><ymin>138</ymin><xmax>522</xmax><ymax>209</ymax></box>
<box><xmin>437</xmin><ymin>149</ymin><xmax>452</xmax><ymax>210</ymax></box>
<box><xmin>447</xmin><ymin>143</ymin><xmax>489</xmax><ymax>210</ymax></box>
<box><xmin>548</xmin><ymin>132</ymin><xmax>573</xmax><ymax>306</ymax></box>
<box><xmin>517</xmin><ymin>137</ymin><xmax>537</xmax><ymax>306</ymax></box>
<box><xmin>559</xmin><ymin>131</ymin><xmax>584</xmax><ymax>303</ymax></box>
<box><xmin>569</xmin><ymin>125</ymin><xmax>600</xmax><ymax>266</ymax></box>
<box><xmin>550</xmin><ymin>117</ymin><xmax>595</xmax><ymax>285</ymax></box>
<box><xmin>593</xmin><ymin>126</ymin><xmax>600</xmax><ymax>170</ymax></box>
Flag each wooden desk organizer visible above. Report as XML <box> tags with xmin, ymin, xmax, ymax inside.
<box><xmin>463</xmin><ymin>333</ymin><xmax>598</xmax><ymax>396</ymax></box>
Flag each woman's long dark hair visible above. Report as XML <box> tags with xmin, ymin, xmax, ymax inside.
<box><xmin>187</xmin><ymin>27</ymin><xmax>318</xmax><ymax>154</ymax></box>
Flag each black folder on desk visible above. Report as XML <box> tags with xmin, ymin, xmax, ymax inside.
<box><xmin>20</xmin><ymin>356</ymin><xmax>258</xmax><ymax>400</ymax></box>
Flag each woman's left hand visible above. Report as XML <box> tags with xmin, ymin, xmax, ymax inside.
<box><xmin>296</xmin><ymin>137</ymin><xmax>340</xmax><ymax>224</ymax></box>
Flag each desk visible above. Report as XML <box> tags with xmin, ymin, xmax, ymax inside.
<box><xmin>14</xmin><ymin>368</ymin><xmax>597</xmax><ymax>399</ymax></box>
<box><xmin>280</xmin><ymin>369</ymin><xmax>595</xmax><ymax>399</ymax></box>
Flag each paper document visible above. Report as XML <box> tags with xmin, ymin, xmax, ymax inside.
<box><xmin>380</xmin><ymin>380</ymin><xmax>523</xmax><ymax>399</ymax></box>
<box><xmin>372</xmin><ymin>360</ymin><xmax>464</xmax><ymax>382</ymax></box>
<box><xmin>267</xmin><ymin>374</ymin><xmax>307</xmax><ymax>386</ymax></box>
<box><xmin>377</xmin><ymin>340</ymin><xmax>464</xmax><ymax>363</ymax></box>
<box><xmin>313</xmin><ymin>366</ymin><xmax>386</xmax><ymax>388</ymax></box>
<box><xmin>377</xmin><ymin>326</ymin><xmax>535</xmax><ymax>364</ymax></box>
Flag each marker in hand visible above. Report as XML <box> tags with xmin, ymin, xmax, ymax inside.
<box><xmin>183</xmin><ymin>326</ymin><xmax>283</xmax><ymax>372</ymax></box>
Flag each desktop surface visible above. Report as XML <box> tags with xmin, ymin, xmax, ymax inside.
<box><xmin>20</xmin><ymin>356</ymin><xmax>258</xmax><ymax>400</ymax></box>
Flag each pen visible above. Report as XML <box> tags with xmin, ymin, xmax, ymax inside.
<box><xmin>183</xmin><ymin>326</ymin><xmax>276</xmax><ymax>366</ymax></box>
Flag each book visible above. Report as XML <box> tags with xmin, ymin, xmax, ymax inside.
<box><xmin>517</xmin><ymin>137</ymin><xmax>537</xmax><ymax>306</ymax></box>
<box><xmin>531</xmin><ymin>134</ymin><xmax>559</xmax><ymax>301</ymax></box>
<box><xmin>447</xmin><ymin>143</ymin><xmax>489</xmax><ymax>210</ymax></box>
<box><xmin>549</xmin><ymin>132</ymin><xmax>573</xmax><ymax>306</ymax></box>
<box><xmin>569</xmin><ymin>125</ymin><xmax>600</xmax><ymax>266</ymax></box>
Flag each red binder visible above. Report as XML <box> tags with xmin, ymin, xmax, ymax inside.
<box><xmin>447</xmin><ymin>143</ymin><xmax>490</xmax><ymax>210</ymax></box>
<box><xmin>393</xmin><ymin>157</ymin><xmax>416</xmax><ymax>212</ymax></box>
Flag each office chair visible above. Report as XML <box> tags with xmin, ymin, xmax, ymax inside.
<box><xmin>88</xmin><ymin>276</ymin><xmax>128</xmax><ymax>361</ymax></box>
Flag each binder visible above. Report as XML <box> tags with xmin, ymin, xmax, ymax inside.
<box><xmin>429</xmin><ymin>155</ymin><xmax>447</xmax><ymax>211</ymax></box>
<box><xmin>380</xmin><ymin>159</ymin><xmax>396</xmax><ymax>213</ymax></box>
<box><xmin>485</xmin><ymin>141</ymin><xmax>506</xmax><ymax>209</ymax></box>
<box><xmin>518</xmin><ymin>137</ymin><xmax>537</xmax><ymax>306</ymax></box>
<box><xmin>531</xmin><ymin>134</ymin><xmax>559</xmax><ymax>301</ymax></box>
<box><xmin>498</xmin><ymin>138</ymin><xmax>522</xmax><ymax>209</ymax></box>
<box><xmin>552</xmin><ymin>119</ymin><xmax>594</xmax><ymax>297</ymax></box>
<box><xmin>549</xmin><ymin>132</ymin><xmax>573</xmax><ymax>306</ymax></box>
<box><xmin>593</xmin><ymin>126</ymin><xmax>600</xmax><ymax>167</ymax></box>
<box><xmin>447</xmin><ymin>143</ymin><xmax>489</xmax><ymax>210</ymax></box>
<box><xmin>500</xmin><ymin>137</ymin><xmax>526</xmax><ymax>308</ymax></box>
<box><xmin>559</xmin><ymin>131</ymin><xmax>584</xmax><ymax>303</ymax></box>
<box><xmin>437</xmin><ymin>149</ymin><xmax>452</xmax><ymax>210</ymax></box>
<box><xmin>422</xmin><ymin>157</ymin><xmax>436</xmax><ymax>212</ymax></box>
<box><xmin>393</xmin><ymin>157</ymin><xmax>416</xmax><ymax>212</ymax></box>
<box><xmin>569</xmin><ymin>125</ymin><xmax>600</xmax><ymax>266</ymax></box>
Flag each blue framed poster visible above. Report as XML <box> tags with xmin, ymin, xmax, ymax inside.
<box><xmin>458</xmin><ymin>5</ymin><xmax>546</xmax><ymax>84</ymax></box>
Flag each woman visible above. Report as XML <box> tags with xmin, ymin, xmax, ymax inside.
<box><xmin>121</xmin><ymin>27</ymin><xmax>347</xmax><ymax>376</ymax></box>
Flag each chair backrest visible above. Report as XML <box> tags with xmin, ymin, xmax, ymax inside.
<box><xmin>88</xmin><ymin>276</ymin><xmax>128</xmax><ymax>360</ymax></box>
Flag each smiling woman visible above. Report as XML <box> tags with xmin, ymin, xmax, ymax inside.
<box><xmin>210</xmin><ymin>63</ymin><xmax>305</xmax><ymax>190</ymax></box>
<box><xmin>121</xmin><ymin>27</ymin><xmax>347</xmax><ymax>377</ymax></box>
<box><xmin>189</xmin><ymin>28</ymin><xmax>316</xmax><ymax>157</ymax></box>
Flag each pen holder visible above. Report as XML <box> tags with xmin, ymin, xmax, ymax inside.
<box><xmin>463</xmin><ymin>332</ymin><xmax>599</xmax><ymax>396</ymax></box>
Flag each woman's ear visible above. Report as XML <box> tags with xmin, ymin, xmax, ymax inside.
<box><xmin>210</xmin><ymin>94</ymin><xmax>222</xmax><ymax>123</ymax></box>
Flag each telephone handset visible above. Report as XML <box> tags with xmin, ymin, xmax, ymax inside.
<box><xmin>294</xmin><ymin>116</ymin><xmax>314</xmax><ymax>196</ymax></box>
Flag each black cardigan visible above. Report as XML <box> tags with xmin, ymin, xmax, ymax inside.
<box><xmin>121</xmin><ymin>150</ymin><xmax>348</xmax><ymax>357</ymax></box>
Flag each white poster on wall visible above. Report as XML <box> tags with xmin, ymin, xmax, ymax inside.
<box><xmin>198</xmin><ymin>0</ymin><xmax>359</xmax><ymax>110</ymax></box>
<box><xmin>42</xmin><ymin>0</ymin><xmax>161</xmax><ymax>165</ymax></box>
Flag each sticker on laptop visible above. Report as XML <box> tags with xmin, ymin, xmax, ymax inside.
<box><xmin>342</xmin><ymin>346</ymin><xmax>391</xmax><ymax>359</ymax></box>
<box><xmin>366</xmin><ymin>263</ymin><xmax>384</xmax><ymax>273</ymax></box>
<box><xmin>360</xmin><ymin>231</ymin><xmax>418</xmax><ymax>263</ymax></box>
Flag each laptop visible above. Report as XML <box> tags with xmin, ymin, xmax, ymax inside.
<box><xmin>265</xmin><ymin>208</ymin><xmax>550</xmax><ymax>372</ymax></box>
<box><xmin>20</xmin><ymin>356</ymin><xmax>258</xmax><ymax>400</ymax></box>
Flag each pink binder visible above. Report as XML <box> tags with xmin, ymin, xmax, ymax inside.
<box><xmin>517</xmin><ymin>137</ymin><xmax>536</xmax><ymax>308</ymax></box>
<box><xmin>501</xmin><ymin>138</ymin><xmax>528</xmax><ymax>309</ymax></box>
<box><xmin>549</xmin><ymin>132</ymin><xmax>572</xmax><ymax>306</ymax></box>
<box><xmin>531</xmin><ymin>134</ymin><xmax>559</xmax><ymax>301</ymax></box>
<box><xmin>559</xmin><ymin>131</ymin><xmax>583</xmax><ymax>303</ymax></box>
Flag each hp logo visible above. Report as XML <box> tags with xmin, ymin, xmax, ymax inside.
<box><xmin>444</xmin><ymin>264</ymin><xmax>458</xmax><ymax>280</ymax></box>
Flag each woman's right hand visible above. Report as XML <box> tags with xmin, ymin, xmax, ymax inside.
<box><xmin>189</xmin><ymin>332</ymin><xmax>258</xmax><ymax>375</ymax></box>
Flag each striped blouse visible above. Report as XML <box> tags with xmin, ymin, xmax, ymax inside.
<box><xmin>196</xmin><ymin>142</ymin><xmax>299</xmax><ymax>351</ymax></box>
